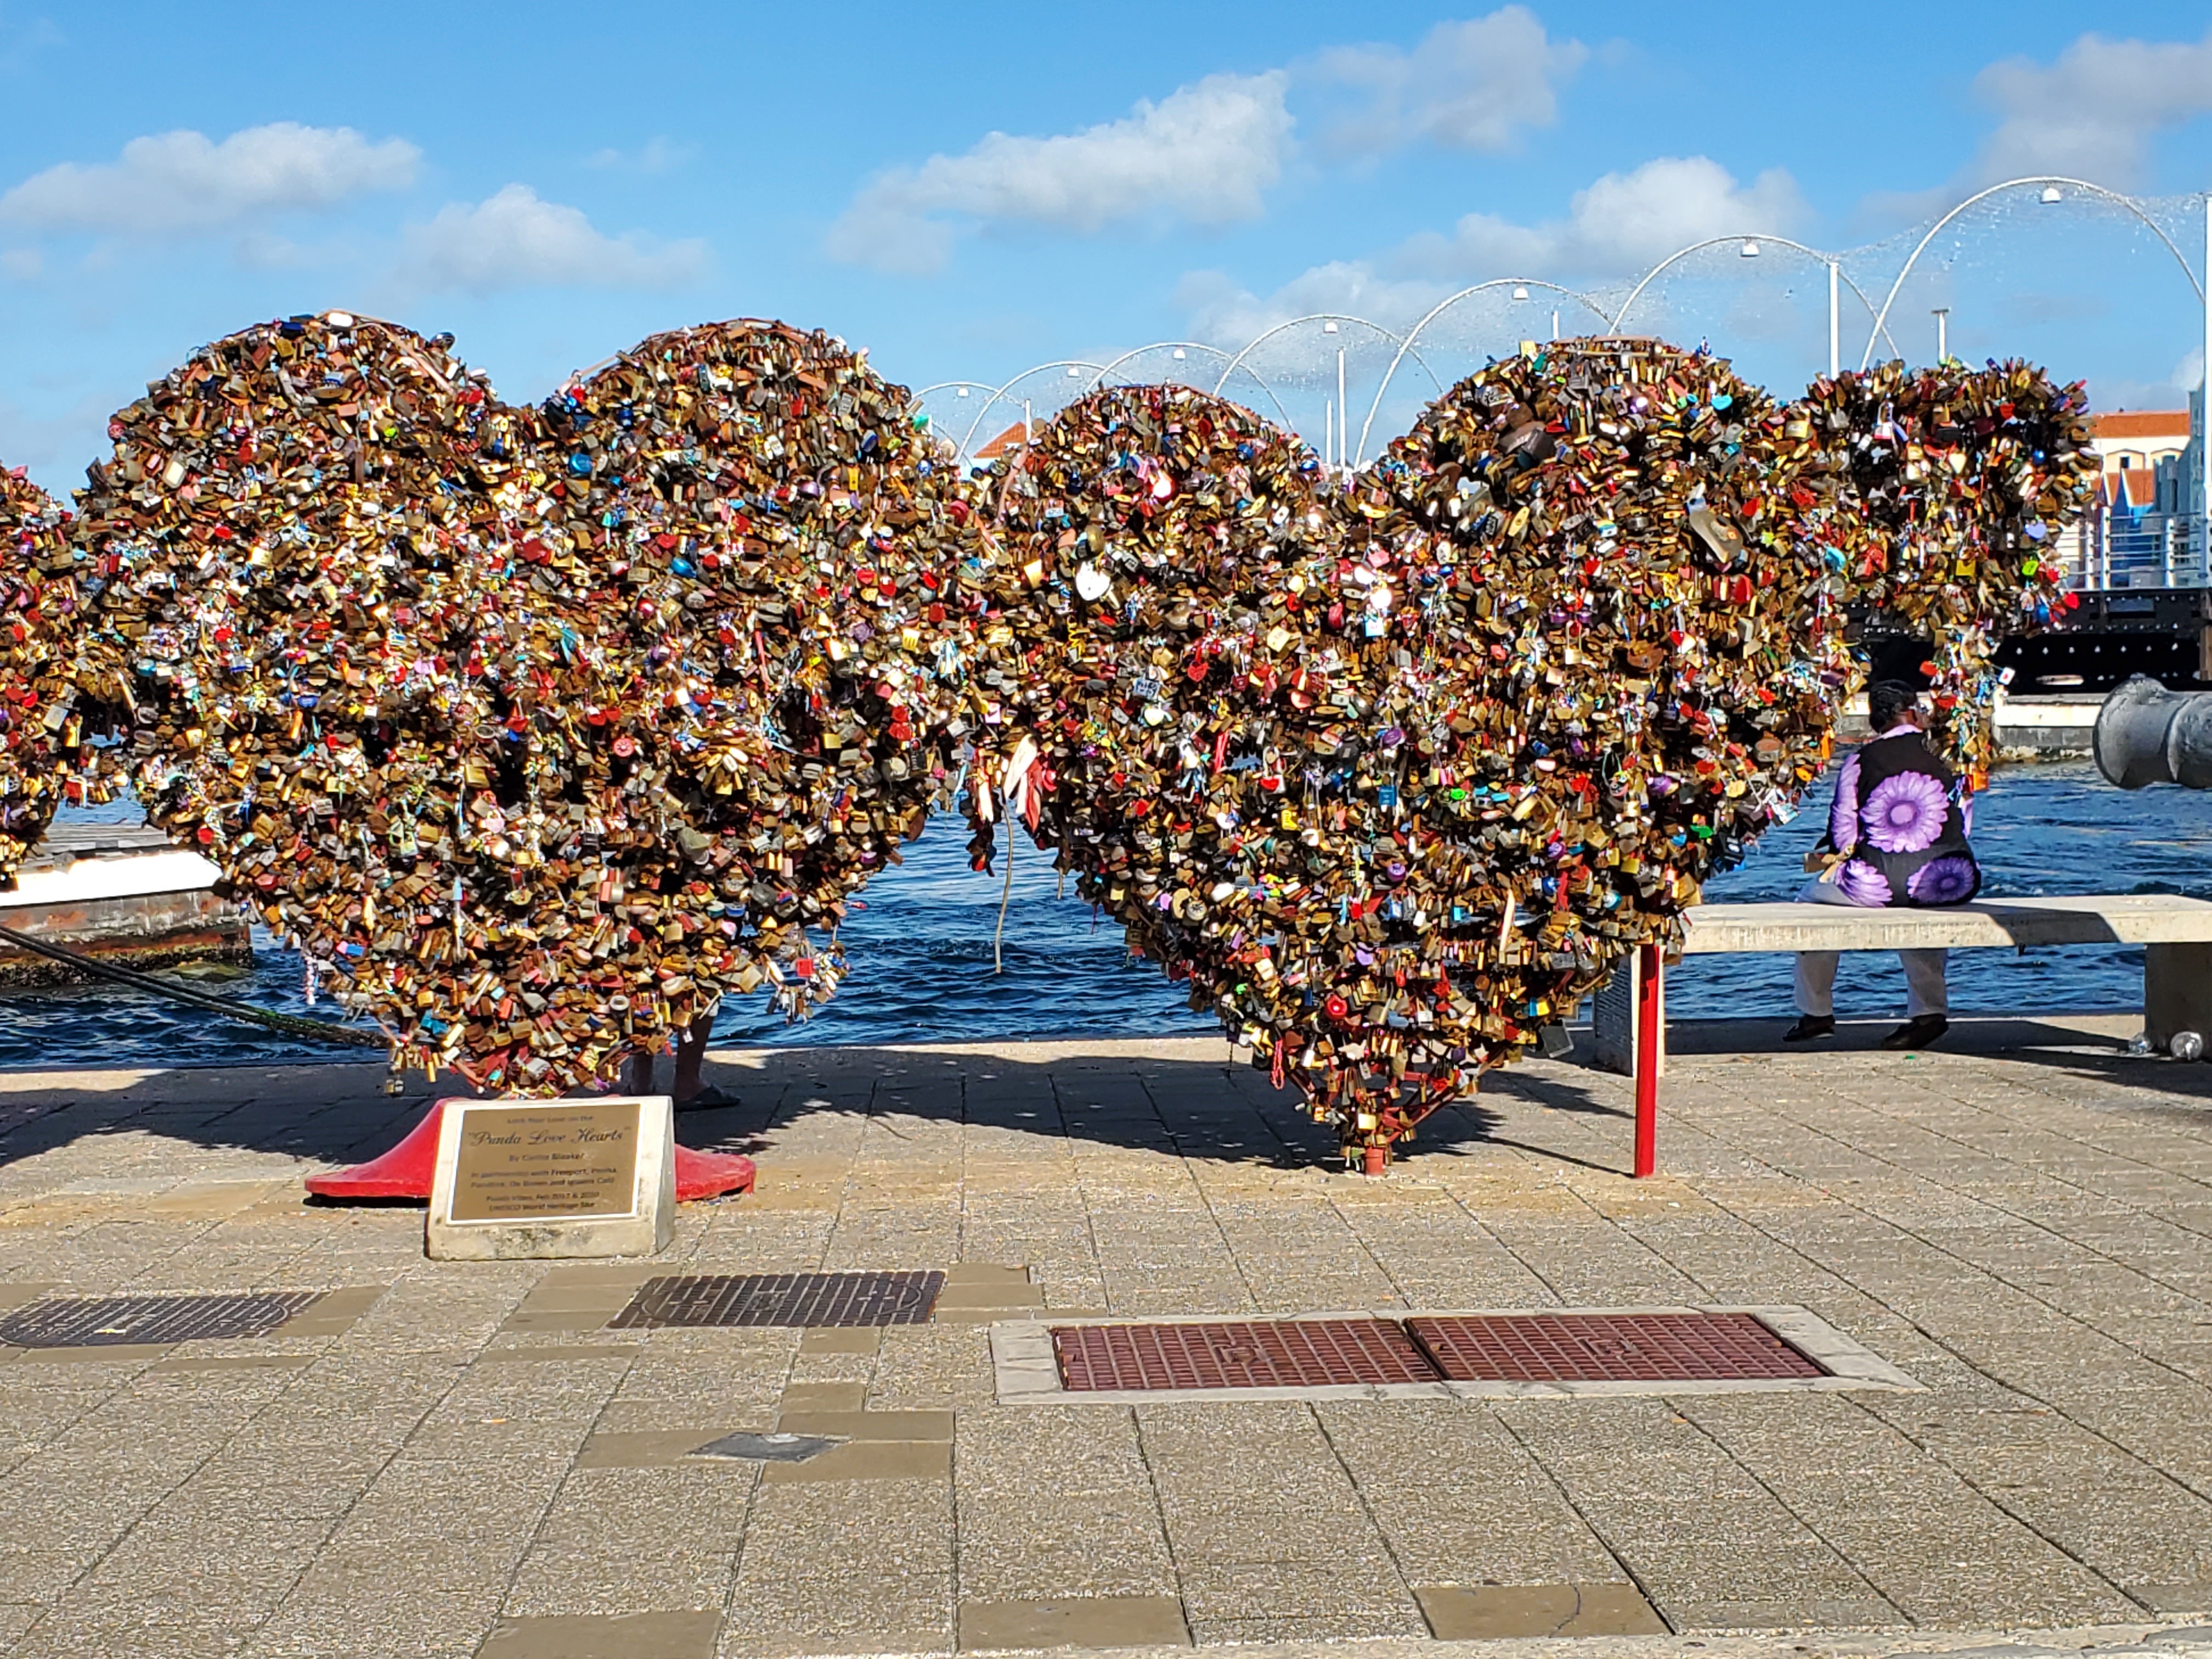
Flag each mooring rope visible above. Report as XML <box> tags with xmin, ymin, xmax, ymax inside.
<box><xmin>0</xmin><ymin>923</ymin><xmax>389</xmax><ymax>1051</ymax></box>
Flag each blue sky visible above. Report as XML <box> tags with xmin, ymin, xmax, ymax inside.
<box><xmin>1</xmin><ymin>2</ymin><xmax>2209</xmax><ymax>488</ymax></box>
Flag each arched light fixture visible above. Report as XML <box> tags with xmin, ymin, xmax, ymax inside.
<box><xmin>1322</xmin><ymin>320</ymin><xmax>1340</xmax><ymax>334</ymax></box>
<box><xmin>1511</xmin><ymin>285</ymin><xmax>1530</xmax><ymax>301</ymax></box>
<box><xmin>1740</xmin><ymin>240</ymin><xmax>1762</xmax><ymax>257</ymax></box>
<box><xmin>1171</xmin><ymin>347</ymin><xmax>1187</xmax><ymax>359</ymax></box>
<box><xmin>2041</xmin><ymin>186</ymin><xmax>2063</xmax><ymax>204</ymax></box>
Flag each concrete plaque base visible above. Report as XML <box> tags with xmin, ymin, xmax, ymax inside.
<box><xmin>426</xmin><ymin>1096</ymin><xmax>674</xmax><ymax>1261</ymax></box>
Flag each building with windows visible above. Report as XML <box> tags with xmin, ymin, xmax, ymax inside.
<box><xmin>2058</xmin><ymin>407</ymin><xmax>2202</xmax><ymax>588</ymax></box>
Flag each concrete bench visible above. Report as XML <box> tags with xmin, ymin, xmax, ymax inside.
<box><xmin>1586</xmin><ymin>894</ymin><xmax>2212</xmax><ymax>1176</ymax></box>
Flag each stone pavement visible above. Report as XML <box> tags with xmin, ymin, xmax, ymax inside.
<box><xmin>3</xmin><ymin>1017</ymin><xmax>2212</xmax><ymax>1657</ymax></box>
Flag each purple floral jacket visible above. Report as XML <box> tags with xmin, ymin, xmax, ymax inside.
<box><xmin>1822</xmin><ymin>722</ymin><xmax>1980</xmax><ymax>907</ymax></box>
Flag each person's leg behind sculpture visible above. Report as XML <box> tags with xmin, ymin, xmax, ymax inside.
<box><xmin>618</xmin><ymin>1013</ymin><xmax>737</xmax><ymax>1107</ymax></box>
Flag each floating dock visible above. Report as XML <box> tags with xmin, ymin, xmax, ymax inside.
<box><xmin>0</xmin><ymin>822</ymin><xmax>247</xmax><ymax>988</ymax></box>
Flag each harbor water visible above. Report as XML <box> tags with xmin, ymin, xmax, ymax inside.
<box><xmin>4</xmin><ymin>759</ymin><xmax>2211</xmax><ymax>1071</ymax></box>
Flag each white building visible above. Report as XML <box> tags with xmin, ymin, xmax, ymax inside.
<box><xmin>2058</xmin><ymin>408</ymin><xmax>2201</xmax><ymax>588</ymax></box>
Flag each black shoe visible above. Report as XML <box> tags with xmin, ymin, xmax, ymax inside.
<box><xmin>1880</xmin><ymin>1015</ymin><xmax>1949</xmax><ymax>1051</ymax></box>
<box><xmin>675</xmin><ymin>1084</ymin><xmax>743</xmax><ymax>1111</ymax></box>
<box><xmin>1783</xmin><ymin>1015</ymin><xmax>1835</xmax><ymax>1043</ymax></box>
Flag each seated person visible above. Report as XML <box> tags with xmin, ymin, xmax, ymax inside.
<box><xmin>1785</xmin><ymin>679</ymin><xmax>1979</xmax><ymax>1051</ymax></box>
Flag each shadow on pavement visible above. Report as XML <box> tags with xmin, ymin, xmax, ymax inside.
<box><xmin>0</xmin><ymin>1040</ymin><xmax>1520</xmax><ymax>1183</ymax></box>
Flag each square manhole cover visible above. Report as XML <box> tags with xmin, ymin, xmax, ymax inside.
<box><xmin>609</xmin><ymin>1272</ymin><xmax>946</xmax><ymax>1329</ymax></box>
<box><xmin>0</xmin><ymin>1291</ymin><xmax>323</xmax><ymax>1348</ymax></box>
<box><xmin>1406</xmin><ymin>1312</ymin><xmax>1825</xmax><ymax>1383</ymax></box>
<box><xmin>1052</xmin><ymin>1318</ymin><xmax>1439</xmax><ymax>1391</ymax></box>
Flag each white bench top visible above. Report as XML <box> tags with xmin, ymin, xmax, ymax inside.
<box><xmin>1680</xmin><ymin>894</ymin><xmax>2212</xmax><ymax>953</ymax></box>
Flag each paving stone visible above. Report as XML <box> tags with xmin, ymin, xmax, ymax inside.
<box><xmin>482</xmin><ymin>1611</ymin><xmax>721</xmax><ymax>1659</ymax></box>
<box><xmin>957</xmin><ymin>1595</ymin><xmax>1189</xmax><ymax>1651</ymax></box>
<box><xmin>1414</xmin><ymin>1581</ymin><xmax>1667</xmax><ymax>1638</ymax></box>
<box><xmin>722</xmin><ymin>1479</ymin><xmax>952</xmax><ymax>1658</ymax></box>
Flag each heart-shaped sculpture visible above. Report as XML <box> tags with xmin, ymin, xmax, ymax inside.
<box><xmin>969</xmin><ymin>345</ymin><xmax>1836</xmax><ymax>1149</ymax></box>
<box><xmin>54</xmin><ymin>313</ymin><xmax>970</xmax><ymax>1090</ymax></box>
<box><xmin>1799</xmin><ymin>359</ymin><xmax>2095</xmax><ymax>780</ymax></box>
<box><xmin>0</xmin><ymin>315</ymin><xmax>2096</xmax><ymax>1170</ymax></box>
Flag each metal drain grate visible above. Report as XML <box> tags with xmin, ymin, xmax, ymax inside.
<box><xmin>609</xmin><ymin>1272</ymin><xmax>946</xmax><ymax>1329</ymax></box>
<box><xmin>0</xmin><ymin>1291</ymin><xmax>323</xmax><ymax>1349</ymax></box>
<box><xmin>1407</xmin><ymin>1312</ymin><xmax>1825</xmax><ymax>1383</ymax></box>
<box><xmin>1053</xmin><ymin>1318</ymin><xmax>1438</xmax><ymax>1391</ymax></box>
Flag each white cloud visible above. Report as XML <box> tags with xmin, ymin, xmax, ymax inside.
<box><xmin>394</xmin><ymin>184</ymin><xmax>707</xmax><ymax>294</ymax></box>
<box><xmin>1864</xmin><ymin>27</ymin><xmax>2212</xmax><ymax>224</ymax></box>
<box><xmin>0</xmin><ymin>123</ymin><xmax>418</xmax><ymax>236</ymax></box>
<box><xmin>1972</xmin><ymin>27</ymin><xmax>2212</xmax><ymax>187</ymax></box>
<box><xmin>1176</xmin><ymin>263</ymin><xmax>1453</xmax><ymax>345</ymax></box>
<box><xmin>1179</xmin><ymin>156</ymin><xmax>1805</xmax><ymax>345</ymax></box>
<box><xmin>585</xmin><ymin>137</ymin><xmax>695</xmax><ymax>174</ymax></box>
<box><xmin>1402</xmin><ymin>156</ymin><xmax>1808</xmax><ymax>279</ymax></box>
<box><xmin>827</xmin><ymin>71</ymin><xmax>1293</xmax><ymax>275</ymax></box>
<box><xmin>1311</xmin><ymin>8</ymin><xmax>1586</xmax><ymax>157</ymax></box>
<box><xmin>0</xmin><ymin>247</ymin><xmax>41</xmax><ymax>281</ymax></box>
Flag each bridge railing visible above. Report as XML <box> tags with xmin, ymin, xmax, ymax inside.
<box><xmin>2058</xmin><ymin>509</ymin><xmax>2208</xmax><ymax>590</ymax></box>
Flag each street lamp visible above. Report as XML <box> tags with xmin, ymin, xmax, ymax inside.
<box><xmin>1740</xmin><ymin>240</ymin><xmax>1761</xmax><ymax>257</ymax></box>
<box><xmin>1932</xmin><ymin>307</ymin><xmax>1950</xmax><ymax>364</ymax></box>
<box><xmin>2041</xmin><ymin>186</ymin><xmax>2063</xmax><ymax>204</ymax></box>
<box><xmin>1511</xmin><ymin>285</ymin><xmax>1530</xmax><ymax>301</ymax></box>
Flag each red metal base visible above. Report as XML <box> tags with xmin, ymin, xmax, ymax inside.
<box><xmin>304</xmin><ymin>1101</ymin><xmax>757</xmax><ymax>1203</ymax></box>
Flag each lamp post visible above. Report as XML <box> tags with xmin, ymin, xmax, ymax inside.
<box><xmin>1932</xmin><ymin>307</ymin><xmax>1950</xmax><ymax>365</ymax></box>
<box><xmin>1337</xmin><ymin>348</ymin><xmax>1347</xmax><ymax>472</ymax></box>
<box><xmin>1827</xmin><ymin>262</ymin><xmax>1840</xmax><ymax>376</ymax></box>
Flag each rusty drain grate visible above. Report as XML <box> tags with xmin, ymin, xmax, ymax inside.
<box><xmin>1052</xmin><ymin>1318</ymin><xmax>1438</xmax><ymax>1391</ymax></box>
<box><xmin>0</xmin><ymin>1291</ymin><xmax>323</xmax><ymax>1349</ymax></box>
<box><xmin>1407</xmin><ymin>1312</ymin><xmax>1825</xmax><ymax>1384</ymax></box>
<box><xmin>1043</xmin><ymin>1312</ymin><xmax>1831</xmax><ymax>1391</ymax></box>
<box><xmin>609</xmin><ymin>1272</ymin><xmax>946</xmax><ymax>1330</ymax></box>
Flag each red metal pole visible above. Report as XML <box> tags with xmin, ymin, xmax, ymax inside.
<box><xmin>1633</xmin><ymin>944</ymin><xmax>1660</xmax><ymax>1178</ymax></box>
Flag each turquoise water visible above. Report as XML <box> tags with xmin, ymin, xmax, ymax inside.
<box><xmin>3</xmin><ymin>761</ymin><xmax>2209</xmax><ymax>1069</ymax></box>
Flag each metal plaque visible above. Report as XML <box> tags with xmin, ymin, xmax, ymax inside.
<box><xmin>447</xmin><ymin>1100</ymin><xmax>642</xmax><ymax>1224</ymax></box>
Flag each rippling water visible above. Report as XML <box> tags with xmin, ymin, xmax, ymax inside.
<box><xmin>5</xmin><ymin>760</ymin><xmax>2210</xmax><ymax>1070</ymax></box>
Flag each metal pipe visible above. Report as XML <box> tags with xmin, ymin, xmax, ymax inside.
<box><xmin>2094</xmin><ymin>675</ymin><xmax>2212</xmax><ymax>789</ymax></box>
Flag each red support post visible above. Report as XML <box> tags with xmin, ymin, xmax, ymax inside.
<box><xmin>1632</xmin><ymin>944</ymin><xmax>1660</xmax><ymax>1179</ymax></box>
